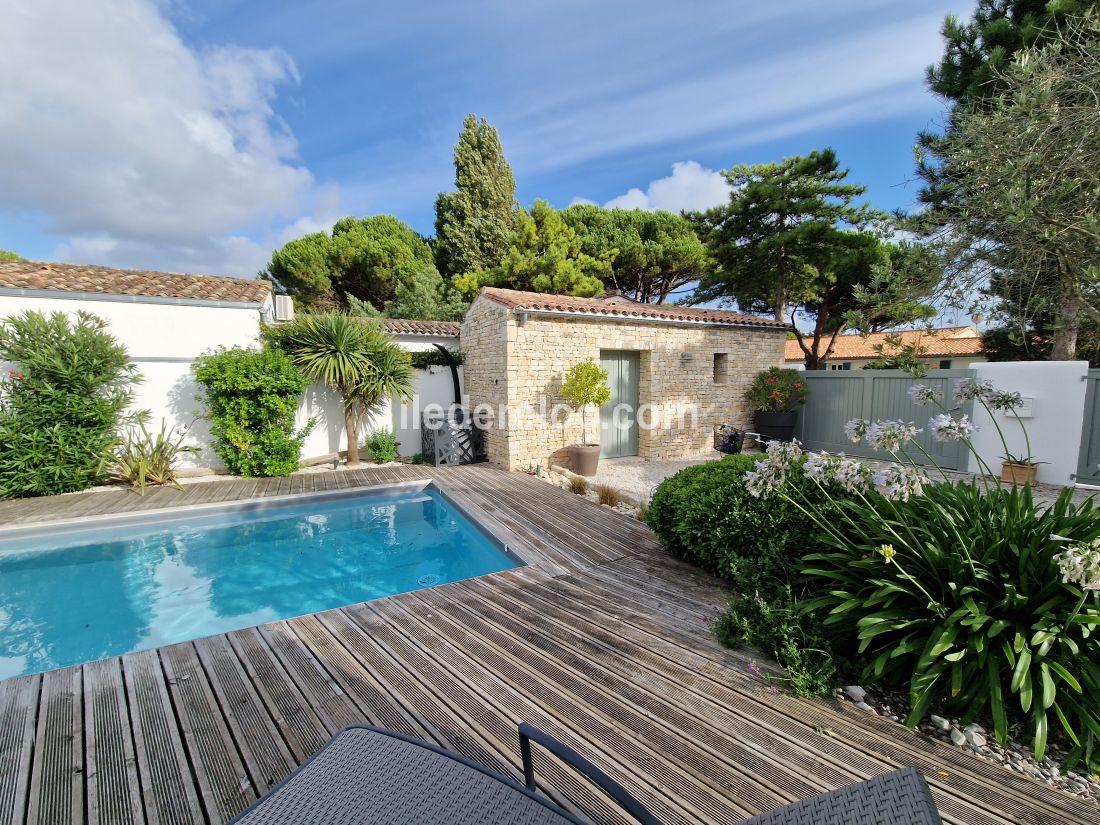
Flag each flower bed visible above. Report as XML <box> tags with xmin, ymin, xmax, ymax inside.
<box><xmin>648</xmin><ymin>375</ymin><xmax>1100</xmax><ymax>780</ymax></box>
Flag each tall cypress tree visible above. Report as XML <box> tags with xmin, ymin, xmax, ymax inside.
<box><xmin>434</xmin><ymin>115</ymin><xmax>518</xmax><ymax>278</ymax></box>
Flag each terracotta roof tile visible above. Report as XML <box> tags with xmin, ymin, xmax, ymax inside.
<box><xmin>380</xmin><ymin>318</ymin><xmax>460</xmax><ymax>336</ymax></box>
<box><xmin>785</xmin><ymin>327</ymin><xmax>984</xmax><ymax>362</ymax></box>
<box><xmin>0</xmin><ymin>261</ymin><xmax>272</xmax><ymax>304</ymax></box>
<box><xmin>478</xmin><ymin>287</ymin><xmax>787</xmax><ymax>329</ymax></box>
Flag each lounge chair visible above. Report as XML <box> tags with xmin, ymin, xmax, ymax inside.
<box><xmin>227</xmin><ymin>722</ymin><xmax>942</xmax><ymax>824</ymax></box>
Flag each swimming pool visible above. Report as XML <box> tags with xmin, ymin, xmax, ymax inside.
<box><xmin>0</xmin><ymin>482</ymin><xmax>520</xmax><ymax>680</ymax></box>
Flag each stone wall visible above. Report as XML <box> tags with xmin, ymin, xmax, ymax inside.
<box><xmin>460</xmin><ymin>297</ymin><xmax>787</xmax><ymax>471</ymax></box>
<box><xmin>459</xmin><ymin>296</ymin><xmax>512</xmax><ymax>466</ymax></box>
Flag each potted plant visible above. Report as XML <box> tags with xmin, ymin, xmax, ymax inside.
<box><xmin>1001</xmin><ymin>454</ymin><xmax>1041</xmax><ymax>485</ymax></box>
<box><xmin>560</xmin><ymin>359</ymin><xmax>611</xmax><ymax>476</ymax></box>
<box><xmin>745</xmin><ymin>367</ymin><xmax>809</xmax><ymax>442</ymax></box>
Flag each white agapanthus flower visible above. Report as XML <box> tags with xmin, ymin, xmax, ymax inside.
<box><xmin>906</xmin><ymin>384</ymin><xmax>941</xmax><ymax>406</ymax></box>
<box><xmin>744</xmin><ymin>439</ymin><xmax>804</xmax><ymax>497</ymax></box>
<box><xmin>873</xmin><ymin>464</ymin><xmax>927</xmax><ymax>502</ymax></box>
<box><xmin>802</xmin><ymin>451</ymin><xmax>841</xmax><ymax>484</ymax></box>
<box><xmin>865</xmin><ymin>420</ymin><xmax>921</xmax><ymax>453</ymax></box>
<box><xmin>744</xmin><ymin>460</ymin><xmax>785</xmax><ymax>498</ymax></box>
<box><xmin>833</xmin><ymin>457</ymin><xmax>874</xmax><ymax>493</ymax></box>
<box><xmin>844</xmin><ymin>418</ymin><xmax>870</xmax><ymax>444</ymax></box>
<box><xmin>954</xmin><ymin>377</ymin><xmax>994</xmax><ymax>402</ymax></box>
<box><xmin>928</xmin><ymin>413</ymin><xmax>976</xmax><ymax>442</ymax></box>
<box><xmin>1054</xmin><ymin>540</ymin><xmax>1100</xmax><ymax>591</ymax></box>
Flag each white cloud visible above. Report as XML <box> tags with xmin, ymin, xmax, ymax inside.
<box><xmin>0</xmin><ymin>0</ymin><xmax>315</xmax><ymax>274</ymax></box>
<box><xmin>602</xmin><ymin>161</ymin><xmax>730</xmax><ymax>213</ymax></box>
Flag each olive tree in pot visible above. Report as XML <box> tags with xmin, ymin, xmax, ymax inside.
<box><xmin>745</xmin><ymin>366</ymin><xmax>809</xmax><ymax>442</ymax></box>
<box><xmin>560</xmin><ymin>359</ymin><xmax>611</xmax><ymax>476</ymax></box>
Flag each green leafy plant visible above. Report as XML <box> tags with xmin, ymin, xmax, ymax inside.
<box><xmin>744</xmin><ymin>367</ymin><xmax>809</xmax><ymax>413</ymax></box>
<box><xmin>560</xmin><ymin>360</ymin><xmax>611</xmax><ymax>445</ymax></box>
<box><xmin>861</xmin><ymin>333</ymin><xmax>929</xmax><ymax>376</ymax></box>
<box><xmin>110</xmin><ymin>420</ymin><xmax>200</xmax><ymax>494</ymax></box>
<box><xmin>265</xmin><ymin>314</ymin><xmax>413</xmax><ymax>465</ymax></box>
<box><xmin>801</xmin><ymin>483</ymin><xmax>1100</xmax><ymax>770</ymax></box>
<box><xmin>594</xmin><ymin>483</ymin><xmax>622</xmax><ymax>507</ymax></box>
<box><xmin>365</xmin><ymin>430</ymin><xmax>399</xmax><ymax>463</ymax></box>
<box><xmin>193</xmin><ymin>347</ymin><xmax>313</xmax><ymax>478</ymax></box>
<box><xmin>409</xmin><ymin>452</ymin><xmax>425</xmax><ymax>465</ymax></box>
<box><xmin>0</xmin><ymin>310</ymin><xmax>141</xmax><ymax>498</ymax></box>
<box><xmin>743</xmin><ymin>378</ymin><xmax>1100</xmax><ymax>769</ymax></box>
<box><xmin>568</xmin><ymin>476</ymin><xmax>589</xmax><ymax>495</ymax></box>
<box><xmin>713</xmin><ymin>587</ymin><xmax>837</xmax><ymax>697</ymax></box>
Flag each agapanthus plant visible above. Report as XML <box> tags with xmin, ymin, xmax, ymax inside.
<box><xmin>742</xmin><ymin>376</ymin><xmax>1100</xmax><ymax>772</ymax></box>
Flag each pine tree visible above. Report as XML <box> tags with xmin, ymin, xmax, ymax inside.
<box><xmin>434</xmin><ymin>114</ymin><xmax>518</xmax><ymax>278</ymax></box>
<box><xmin>690</xmin><ymin>150</ymin><xmax>874</xmax><ymax>324</ymax></box>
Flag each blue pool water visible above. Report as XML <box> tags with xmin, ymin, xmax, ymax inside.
<box><xmin>0</xmin><ymin>486</ymin><xmax>517</xmax><ymax>679</ymax></box>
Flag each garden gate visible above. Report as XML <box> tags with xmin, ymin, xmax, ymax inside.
<box><xmin>791</xmin><ymin>368</ymin><xmax>976</xmax><ymax>471</ymax></box>
<box><xmin>1075</xmin><ymin>369</ymin><xmax>1100</xmax><ymax>485</ymax></box>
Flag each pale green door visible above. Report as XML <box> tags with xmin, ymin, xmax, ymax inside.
<box><xmin>599</xmin><ymin>350</ymin><xmax>640</xmax><ymax>458</ymax></box>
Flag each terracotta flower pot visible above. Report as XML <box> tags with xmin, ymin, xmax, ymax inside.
<box><xmin>1001</xmin><ymin>461</ymin><xmax>1038</xmax><ymax>486</ymax></box>
<box><xmin>569</xmin><ymin>444</ymin><xmax>601</xmax><ymax>477</ymax></box>
<box><xmin>753</xmin><ymin>410</ymin><xmax>798</xmax><ymax>442</ymax></box>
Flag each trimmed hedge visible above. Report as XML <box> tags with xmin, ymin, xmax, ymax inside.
<box><xmin>646</xmin><ymin>454</ymin><xmax>838</xmax><ymax>599</ymax></box>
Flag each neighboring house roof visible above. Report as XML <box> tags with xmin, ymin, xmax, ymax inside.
<box><xmin>477</xmin><ymin>287</ymin><xmax>787</xmax><ymax>329</ymax></box>
<box><xmin>380</xmin><ymin>318</ymin><xmax>460</xmax><ymax>337</ymax></box>
<box><xmin>784</xmin><ymin>326</ymin><xmax>984</xmax><ymax>362</ymax></box>
<box><xmin>0</xmin><ymin>261</ymin><xmax>272</xmax><ymax>305</ymax></box>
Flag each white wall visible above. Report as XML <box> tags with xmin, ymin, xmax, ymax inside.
<box><xmin>0</xmin><ymin>292</ymin><xmax>463</xmax><ymax>469</ymax></box>
<box><xmin>0</xmin><ymin>293</ymin><xmax>268</xmax><ymax>358</ymax></box>
<box><xmin>965</xmin><ymin>361</ymin><xmax>1089</xmax><ymax>485</ymax></box>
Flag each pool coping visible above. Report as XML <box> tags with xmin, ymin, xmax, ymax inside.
<box><xmin>0</xmin><ymin>479</ymin><xmax>532</xmax><ymax>569</ymax></box>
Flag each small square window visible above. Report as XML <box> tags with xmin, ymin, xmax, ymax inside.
<box><xmin>939</xmin><ymin>359</ymin><xmax>952</xmax><ymax>369</ymax></box>
<box><xmin>713</xmin><ymin>352</ymin><xmax>729</xmax><ymax>384</ymax></box>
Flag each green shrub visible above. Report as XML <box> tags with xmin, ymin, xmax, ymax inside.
<box><xmin>110</xmin><ymin>419</ymin><xmax>200</xmax><ymax>494</ymax></box>
<box><xmin>646</xmin><ymin>454</ymin><xmax>840</xmax><ymax>599</ymax></box>
<box><xmin>802</xmin><ymin>482</ymin><xmax>1100</xmax><ymax>770</ymax></box>
<box><xmin>193</xmin><ymin>347</ymin><xmax>312</xmax><ymax>477</ymax></box>
<box><xmin>713</xmin><ymin>587</ymin><xmax>837</xmax><ymax>697</ymax></box>
<box><xmin>0</xmin><ymin>310</ymin><xmax>140</xmax><ymax>498</ymax></box>
<box><xmin>365</xmin><ymin>430</ymin><xmax>399</xmax><ymax>463</ymax></box>
<box><xmin>744</xmin><ymin>367</ymin><xmax>808</xmax><ymax>412</ymax></box>
<box><xmin>594</xmin><ymin>483</ymin><xmax>622</xmax><ymax>506</ymax></box>
<box><xmin>568</xmin><ymin>476</ymin><xmax>589</xmax><ymax>495</ymax></box>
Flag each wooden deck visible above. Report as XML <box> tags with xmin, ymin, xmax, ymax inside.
<box><xmin>0</xmin><ymin>465</ymin><xmax>1095</xmax><ymax>825</ymax></box>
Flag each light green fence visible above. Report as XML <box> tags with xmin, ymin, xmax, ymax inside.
<box><xmin>792</xmin><ymin>369</ymin><xmax>976</xmax><ymax>470</ymax></box>
<box><xmin>1075</xmin><ymin>370</ymin><xmax>1100</xmax><ymax>485</ymax></box>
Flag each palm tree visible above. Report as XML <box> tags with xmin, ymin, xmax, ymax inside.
<box><xmin>267</xmin><ymin>313</ymin><xmax>414</xmax><ymax>465</ymax></box>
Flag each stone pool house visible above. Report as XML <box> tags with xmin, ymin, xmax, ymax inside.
<box><xmin>460</xmin><ymin>287</ymin><xmax>787</xmax><ymax>471</ymax></box>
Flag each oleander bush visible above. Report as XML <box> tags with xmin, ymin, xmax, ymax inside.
<box><xmin>193</xmin><ymin>347</ymin><xmax>313</xmax><ymax>477</ymax></box>
<box><xmin>0</xmin><ymin>310</ymin><xmax>141</xmax><ymax>498</ymax></box>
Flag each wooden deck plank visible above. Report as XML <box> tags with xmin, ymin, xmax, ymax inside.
<box><xmin>224</xmin><ymin>629</ymin><xmax>329</xmax><ymax>763</ymax></box>
<box><xmin>160</xmin><ymin>643</ymin><xmax>256</xmax><ymax>824</ymax></box>
<box><xmin>0</xmin><ymin>673</ymin><xmax>39</xmax><ymax>825</ymax></box>
<box><xmin>192</xmin><ymin>635</ymin><xmax>295</xmax><ymax>793</ymax></box>
<box><xmin>83</xmin><ymin>658</ymin><xmax>145</xmax><ymax>825</ymax></box>
<box><xmin>27</xmin><ymin>666</ymin><xmax>83</xmax><ymax>825</ymax></box>
<box><xmin>0</xmin><ymin>464</ymin><xmax>1096</xmax><ymax>825</ymax></box>
<box><xmin>123</xmin><ymin>649</ymin><xmax>205</xmax><ymax>825</ymax></box>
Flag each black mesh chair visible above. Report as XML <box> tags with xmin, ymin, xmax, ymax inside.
<box><xmin>226</xmin><ymin>723</ymin><xmax>942</xmax><ymax>825</ymax></box>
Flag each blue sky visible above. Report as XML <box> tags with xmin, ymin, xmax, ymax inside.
<box><xmin>0</xmin><ymin>0</ymin><xmax>975</xmax><ymax>277</ymax></box>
